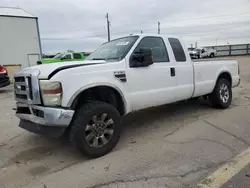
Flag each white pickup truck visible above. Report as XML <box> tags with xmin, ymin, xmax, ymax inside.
<box><xmin>189</xmin><ymin>47</ymin><xmax>217</xmax><ymax>59</ymax></box>
<box><xmin>14</xmin><ymin>34</ymin><xmax>240</xmax><ymax>158</ymax></box>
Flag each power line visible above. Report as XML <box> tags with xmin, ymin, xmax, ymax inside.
<box><xmin>103</xmin><ymin>20</ymin><xmax>250</xmax><ymax>38</ymax></box>
<box><xmin>109</xmin><ymin>12</ymin><xmax>250</xmax><ymax>29</ymax></box>
<box><xmin>131</xmin><ymin>20</ymin><xmax>250</xmax><ymax>36</ymax></box>
<box><xmin>181</xmin><ymin>22</ymin><xmax>250</xmax><ymax>37</ymax></box>
<box><xmin>129</xmin><ymin>20</ymin><xmax>250</xmax><ymax>34</ymax></box>
<box><xmin>41</xmin><ymin>30</ymin><xmax>131</xmax><ymax>41</ymax></box>
<box><xmin>41</xmin><ymin>12</ymin><xmax>250</xmax><ymax>34</ymax></box>
<box><xmin>41</xmin><ymin>21</ymin><xmax>250</xmax><ymax>41</ymax></box>
<box><xmin>185</xmin><ymin>35</ymin><xmax>250</xmax><ymax>43</ymax></box>
<box><xmin>41</xmin><ymin>34</ymin><xmax>107</xmax><ymax>41</ymax></box>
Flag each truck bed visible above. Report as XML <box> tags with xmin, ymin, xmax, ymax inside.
<box><xmin>192</xmin><ymin>59</ymin><xmax>239</xmax><ymax>97</ymax></box>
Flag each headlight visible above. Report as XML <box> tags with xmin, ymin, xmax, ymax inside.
<box><xmin>40</xmin><ymin>81</ymin><xmax>62</xmax><ymax>106</ymax></box>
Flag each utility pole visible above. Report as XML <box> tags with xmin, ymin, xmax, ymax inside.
<box><xmin>141</xmin><ymin>30</ymin><xmax>143</xmax><ymax>34</ymax></box>
<box><xmin>105</xmin><ymin>13</ymin><xmax>110</xmax><ymax>41</ymax></box>
<box><xmin>158</xmin><ymin>21</ymin><xmax>160</xmax><ymax>34</ymax></box>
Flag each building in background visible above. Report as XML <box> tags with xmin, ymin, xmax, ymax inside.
<box><xmin>0</xmin><ymin>7</ymin><xmax>42</xmax><ymax>77</ymax></box>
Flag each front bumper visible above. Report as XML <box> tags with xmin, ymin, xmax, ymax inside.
<box><xmin>0</xmin><ymin>73</ymin><xmax>10</xmax><ymax>88</ymax></box>
<box><xmin>190</xmin><ymin>54</ymin><xmax>199</xmax><ymax>59</ymax></box>
<box><xmin>16</xmin><ymin>103</ymin><xmax>75</xmax><ymax>127</ymax></box>
<box><xmin>19</xmin><ymin>119</ymin><xmax>67</xmax><ymax>137</ymax></box>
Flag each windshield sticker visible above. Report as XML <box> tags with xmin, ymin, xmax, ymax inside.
<box><xmin>116</xmin><ymin>42</ymin><xmax>129</xmax><ymax>46</ymax></box>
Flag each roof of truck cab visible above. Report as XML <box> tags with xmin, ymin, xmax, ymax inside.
<box><xmin>131</xmin><ymin>33</ymin><xmax>180</xmax><ymax>38</ymax></box>
<box><xmin>0</xmin><ymin>7</ymin><xmax>35</xmax><ymax>18</ymax></box>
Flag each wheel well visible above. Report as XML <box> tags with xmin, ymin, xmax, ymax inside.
<box><xmin>217</xmin><ymin>72</ymin><xmax>232</xmax><ymax>86</ymax></box>
<box><xmin>71</xmin><ymin>86</ymin><xmax>125</xmax><ymax>115</ymax></box>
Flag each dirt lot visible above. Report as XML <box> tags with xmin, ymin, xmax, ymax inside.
<box><xmin>1</xmin><ymin>56</ymin><xmax>250</xmax><ymax>188</ymax></box>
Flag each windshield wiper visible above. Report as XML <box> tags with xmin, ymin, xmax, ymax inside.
<box><xmin>90</xmin><ymin>57</ymin><xmax>121</xmax><ymax>61</ymax></box>
<box><xmin>106</xmin><ymin>57</ymin><xmax>120</xmax><ymax>60</ymax></box>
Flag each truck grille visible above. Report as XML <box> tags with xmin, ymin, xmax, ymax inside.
<box><xmin>14</xmin><ymin>74</ymin><xmax>41</xmax><ymax>104</ymax></box>
<box><xmin>14</xmin><ymin>77</ymin><xmax>25</xmax><ymax>82</ymax></box>
<box><xmin>16</xmin><ymin>94</ymin><xmax>28</xmax><ymax>100</ymax></box>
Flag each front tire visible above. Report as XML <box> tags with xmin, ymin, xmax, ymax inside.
<box><xmin>209</xmin><ymin>78</ymin><xmax>232</xmax><ymax>109</ymax></box>
<box><xmin>210</xmin><ymin>53</ymin><xmax>215</xmax><ymax>58</ymax></box>
<box><xmin>70</xmin><ymin>101</ymin><xmax>122</xmax><ymax>158</ymax></box>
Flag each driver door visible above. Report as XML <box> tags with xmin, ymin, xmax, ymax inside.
<box><xmin>126</xmin><ymin>36</ymin><xmax>177</xmax><ymax>111</ymax></box>
<box><xmin>200</xmin><ymin>48</ymin><xmax>207</xmax><ymax>58</ymax></box>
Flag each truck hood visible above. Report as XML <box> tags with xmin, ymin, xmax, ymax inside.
<box><xmin>18</xmin><ymin>60</ymin><xmax>105</xmax><ymax>79</ymax></box>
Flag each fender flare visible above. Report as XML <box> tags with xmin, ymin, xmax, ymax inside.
<box><xmin>213</xmin><ymin>71</ymin><xmax>232</xmax><ymax>90</ymax></box>
<box><xmin>66</xmin><ymin>82</ymin><xmax>129</xmax><ymax>113</ymax></box>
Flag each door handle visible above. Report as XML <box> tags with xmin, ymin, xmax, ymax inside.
<box><xmin>170</xmin><ymin>67</ymin><xmax>175</xmax><ymax>77</ymax></box>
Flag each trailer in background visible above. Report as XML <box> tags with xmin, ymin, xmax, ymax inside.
<box><xmin>0</xmin><ymin>7</ymin><xmax>42</xmax><ymax>74</ymax></box>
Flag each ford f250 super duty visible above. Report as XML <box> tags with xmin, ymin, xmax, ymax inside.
<box><xmin>14</xmin><ymin>34</ymin><xmax>240</xmax><ymax>158</ymax></box>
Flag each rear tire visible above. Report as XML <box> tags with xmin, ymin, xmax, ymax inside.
<box><xmin>70</xmin><ymin>101</ymin><xmax>122</xmax><ymax>158</ymax></box>
<box><xmin>209</xmin><ymin>78</ymin><xmax>232</xmax><ymax>109</ymax></box>
<box><xmin>210</xmin><ymin>53</ymin><xmax>215</xmax><ymax>58</ymax></box>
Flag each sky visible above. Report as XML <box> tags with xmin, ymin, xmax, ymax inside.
<box><xmin>1</xmin><ymin>0</ymin><xmax>250</xmax><ymax>54</ymax></box>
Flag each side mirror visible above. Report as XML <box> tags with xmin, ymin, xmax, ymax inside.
<box><xmin>130</xmin><ymin>48</ymin><xmax>153</xmax><ymax>68</ymax></box>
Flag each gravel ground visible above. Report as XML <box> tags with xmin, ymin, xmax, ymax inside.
<box><xmin>0</xmin><ymin>56</ymin><xmax>250</xmax><ymax>188</ymax></box>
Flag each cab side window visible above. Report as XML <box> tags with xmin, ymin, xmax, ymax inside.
<box><xmin>133</xmin><ymin>37</ymin><xmax>169</xmax><ymax>63</ymax></box>
<box><xmin>168</xmin><ymin>38</ymin><xmax>186</xmax><ymax>62</ymax></box>
<box><xmin>64</xmin><ymin>54</ymin><xmax>72</xmax><ymax>59</ymax></box>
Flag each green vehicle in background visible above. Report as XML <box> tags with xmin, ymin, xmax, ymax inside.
<box><xmin>37</xmin><ymin>52</ymin><xmax>85</xmax><ymax>65</ymax></box>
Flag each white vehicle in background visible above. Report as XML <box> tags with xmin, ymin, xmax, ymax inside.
<box><xmin>14</xmin><ymin>34</ymin><xmax>240</xmax><ymax>158</ymax></box>
<box><xmin>189</xmin><ymin>47</ymin><xmax>217</xmax><ymax>59</ymax></box>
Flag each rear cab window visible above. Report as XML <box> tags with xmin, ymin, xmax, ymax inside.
<box><xmin>73</xmin><ymin>53</ymin><xmax>82</xmax><ymax>59</ymax></box>
<box><xmin>168</xmin><ymin>38</ymin><xmax>186</xmax><ymax>62</ymax></box>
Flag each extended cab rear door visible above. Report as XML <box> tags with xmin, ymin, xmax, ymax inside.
<box><xmin>73</xmin><ymin>53</ymin><xmax>84</xmax><ymax>61</ymax></box>
<box><xmin>167</xmin><ymin>38</ymin><xmax>194</xmax><ymax>100</ymax></box>
<box><xmin>126</xmin><ymin>36</ymin><xmax>177</xmax><ymax>111</ymax></box>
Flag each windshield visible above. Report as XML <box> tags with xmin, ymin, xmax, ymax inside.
<box><xmin>86</xmin><ymin>36</ymin><xmax>139</xmax><ymax>61</ymax></box>
<box><xmin>53</xmin><ymin>53</ymin><xmax>64</xmax><ymax>59</ymax></box>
